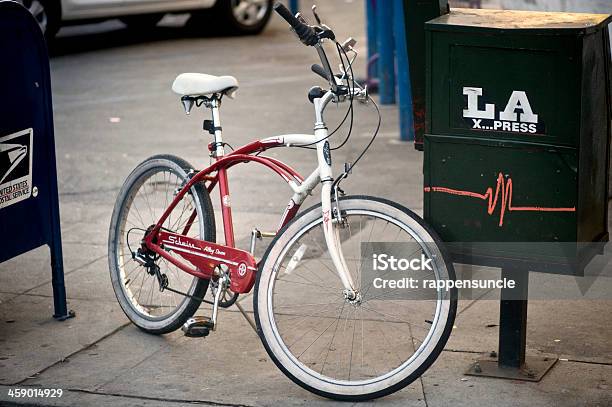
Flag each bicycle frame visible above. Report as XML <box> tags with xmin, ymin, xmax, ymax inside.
<box><xmin>143</xmin><ymin>90</ymin><xmax>357</xmax><ymax>296</ymax></box>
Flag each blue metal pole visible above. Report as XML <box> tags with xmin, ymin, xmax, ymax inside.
<box><xmin>366</xmin><ymin>0</ymin><xmax>378</xmax><ymax>79</ymax></box>
<box><xmin>376</xmin><ymin>1</ymin><xmax>395</xmax><ymax>104</ymax></box>
<box><xmin>393</xmin><ymin>0</ymin><xmax>415</xmax><ymax>141</ymax></box>
<box><xmin>289</xmin><ymin>0</ymin><xmax>298</xmax><ymax>14</ymax></box>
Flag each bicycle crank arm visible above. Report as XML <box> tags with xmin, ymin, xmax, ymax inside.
<box><xmin>210</xmin><ymin>279</ymin><xmax>226</xmax><ymax>331</ymax></box>
<box><xmin>249</xmin><ymin>228</ymin><xmax>276</xmax><ymax>255</ymax></box>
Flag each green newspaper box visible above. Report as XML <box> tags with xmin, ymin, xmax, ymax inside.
<box><xmin>423</xmin><ymin>9</ymin><xmax>612</xmax><ymax>274</ymax></box>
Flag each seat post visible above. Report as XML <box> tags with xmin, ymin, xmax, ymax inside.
<box><xmin>209</xmin><ymin>97</ymin><xmax>224</xmax><ymax>157</ymax></box>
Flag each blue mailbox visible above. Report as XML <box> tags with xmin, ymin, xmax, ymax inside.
<box><xmin>0</xmin><ymin>1</ymin><xmax>73</xmax><ymax>320</ymax></box>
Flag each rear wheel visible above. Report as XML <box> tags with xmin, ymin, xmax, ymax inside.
<box><xmin>189</xmin><ymin>0</ymin><xmax>272</xmax><ymax>35</ymax></box>
<box><xmin>254</xmin><ymin>196</ymin><xmax>457</xmax><ymax>401</ymax></box>
<box><xmin>108</xmin><ymin>155</ymin><xmax>215</xmax><ymax>334</ymax></box>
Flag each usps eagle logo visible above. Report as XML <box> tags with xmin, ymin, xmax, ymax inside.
<box><xmin>0</xmin><ymin>143</ymin><xmax>28</xmax><ymax>183</ymax></box>
<box><xmin>0</xmin><ymin>129</ymin><xmax>33</xmax><ymax>209</ymax></box>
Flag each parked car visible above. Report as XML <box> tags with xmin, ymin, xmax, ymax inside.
<box><xmin>17</xmin><ymin>0</ymin><xmax>273</xmax><ymax>40</ymax></box>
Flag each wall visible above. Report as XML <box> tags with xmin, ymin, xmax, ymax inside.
<box><xmin>500</xmin><ymin>0</ymin><xmax>611</xmax><ymax>48</ymax></box>
<box><xmin>501</xmin><ymin>0</ymin><xmax>611</xmax><ymax>13</ymax></box>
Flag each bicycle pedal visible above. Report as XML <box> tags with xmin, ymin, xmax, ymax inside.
<box><xmin>182</xmin><ymin>317</ymin><xmax>214</xmax><ymax>338</ymax></box>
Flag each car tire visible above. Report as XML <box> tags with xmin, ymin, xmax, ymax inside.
<box><xmin>189</xmin><ymin>0</ymin><xmax>272</xmax><ymax>36</ymax></box>
<box><xmin>21</xmin><ymin>0</ymin><xmax>61</xmax><ymax>41</ymax></box>
<box><xmin>120</xmin><ymin>13</ymin><xmax>164</xmax><ymax>30</ymax></box>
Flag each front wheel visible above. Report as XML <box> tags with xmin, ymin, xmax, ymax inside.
<box><xmin>254</xmin><ymin>196</ymin><xmax>457</xmax><ymax>401</ymax></box>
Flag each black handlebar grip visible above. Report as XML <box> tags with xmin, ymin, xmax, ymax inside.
<box><xmin>311</xmin><ymin>64</ymin><xmax>330</xmax><ymax>81</ymax></box>
<box><xmin>273</xmin><ymin>2</ymin><xmax>318</xmax><ymax>46</ymax></box>
<box><xmin>273</xmin><ymin>2</ymin><xmax>302</xmax><ymax>29</ymax></box>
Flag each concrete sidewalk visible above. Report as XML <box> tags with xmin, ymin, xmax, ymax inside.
<box><xmin>1</xmin><ymin>1</ymin><xmax>611</xmax><ymax>405</ymax></box>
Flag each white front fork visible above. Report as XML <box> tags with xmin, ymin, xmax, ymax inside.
<box><xmin>316</xmin><ymin>128</ymin><xmax>357</xmax><ymax>295</ymax></box>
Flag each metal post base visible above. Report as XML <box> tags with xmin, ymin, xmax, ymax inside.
<box><xmin>466</xmin><ymin>355</ymin><xmax>557</xmax><ymax>382</ymax></box>
<box><xmin>466</xmin><ymin>267</ymin><xmax>557</xmax><ymax>382</ymax></box>
<box><xmin>53</xmin><ymin>309</ymin><xmax>76</xmax><ymax>321</ymax></box>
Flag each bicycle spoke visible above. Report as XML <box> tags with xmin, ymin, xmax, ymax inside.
<box><xmin>284</xmin><ymin>301</ymin><xmax>345</xmax><ymax>350</ymax></box>
<box><xmin>319</xmin><ymin>302</ymin><xmax>347</xmax><ymax>376</ymax></box>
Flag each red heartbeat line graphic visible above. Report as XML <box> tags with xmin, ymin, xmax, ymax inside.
<box><xmin>424</xmin><ymin>172</ymin><xmax>575</xmax><ymax>227</ymax></box>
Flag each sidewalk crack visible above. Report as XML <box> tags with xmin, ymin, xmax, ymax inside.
<box><xmin>565</xmin><ymin>358</ymin><xmax>612</xmax><ymax>366</ymax></box>
<box><xmin>68</xmin><ymin>388</ymin><xmax>254</xmax><ymax>407</ymax></box>
<box><xmin>418</xmin><ymin>376</ymin><xmax>429</xmax><ymax>407</ymax></box>
<box><xmin>14</xmin><ymin>322</ymin><xmax>131</xmax><ymax>385</ymax></box>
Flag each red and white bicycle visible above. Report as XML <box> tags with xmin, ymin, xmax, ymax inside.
<box><xmin>108</xmin><ymin>3</ymin><xmax>456</xmax><ymax>401</ymax></box>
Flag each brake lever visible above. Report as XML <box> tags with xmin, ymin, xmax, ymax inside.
<box><xmin>312</xmin><ymin>5</ymin><xmax>322</xmax><ymax>25</ymax></box>
<box><xmin>295</xmin><ymin>12</ymin><xmax>308</xmax><ymax>24</ymax></box>
<box><xmin>294</xmin><ymin>13</ymin><xmax>333</xmax><ymax>43</ymax></box>
<box><xmin>314</xmin><ymin>27</ymin><xmax>335</xmax><ymax>42</ymax></box>
<box><xmin>341</xmin><ymin>37</ymin><xmax>357</xmax><ymax>53</ymax></box>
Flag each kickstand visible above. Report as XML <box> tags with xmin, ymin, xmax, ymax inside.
<box><xmin>234</xmin><ymin>301</ymin><xmax>258</xmax><ymax>334</ymax></box>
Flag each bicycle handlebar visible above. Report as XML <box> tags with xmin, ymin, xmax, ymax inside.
<box><xmin>311</xmin><ymin>64</ymin><xmax>330</xmax><ymax>81</ymax></box>
<box><xmin>273</xmin><ymin>3</ymin><xmax>318</xmax><ymax>46</ymax></box>
<box><xmin>273</xmin><ymin>3</ymin><xmax>302</xmax><ymax>29</ymax></box>
<box><xmin>274</xmin><ymin>2</ymin><xmax>339</xmax><ymax>93</ymax></box>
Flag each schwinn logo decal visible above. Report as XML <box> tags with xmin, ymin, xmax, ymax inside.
<box><xmin>462</xmin><ymin>87</ymin><xmax>544</xmax><ymax>135</ymax></box>
<box><xmin>165</xmin><ymin>235</ymin><xmax>200</xmax><ymax>251</ymax></box>
<box><xmin>0</xmin><ymin>129</ymin><xmax>33</xmax><ymax>209</ymax></box>
<box><xmin>164</xmin><ymin>236</ymin><xmax>228</xmax><ymax>257</ymax></box>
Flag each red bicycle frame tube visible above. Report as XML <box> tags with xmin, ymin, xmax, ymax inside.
<box><xmin>145</xmin><ymin>138</ymin><xmax>305</xmax><ymax>271</ymax></box>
